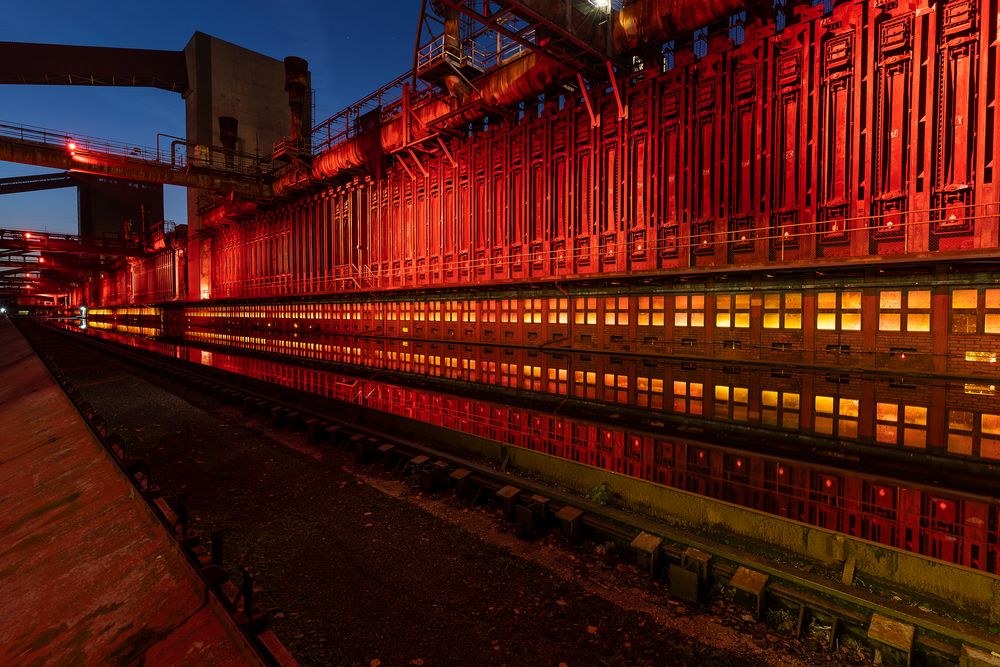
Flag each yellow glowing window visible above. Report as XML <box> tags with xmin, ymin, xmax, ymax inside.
<box><xmin>636</xmin><ymin>376</ymin><xmax>664</xmax><ymax>409</ymax></box>
<box><xmin>762</xmin><ymin>390</ymin><xmax>778</xmax><ymax>408</ymax></box>
<box><xmin>481</xmin><ymin>301</ymin><xmax>497</xmax><ymax>323</ymax></box>
<box><xmin>953</xmin><ymin>289</ymin><xmax>978</xmax><ymax>311</ymax></box>
<box><xmin>986</xmin><ymin>290</ymin><xmax>1000</xmax><ymax>334</ymax></box>
<box><xmin>818</xmin><ymin>291</ymin><xmax>861</xmax><ymax>331</ymax></box>
<box><xmin>763</xmin><ymin>292</ymin><xmax>802</xmax><ymax>329</ymax></box>
<box><xmin>637</xmin><ymin>296</ymin><xmax>666</xmax><ymax>327</ymax></box>
<box><xmin>604</xmin><ymin>297</ymin><xmax>629</xmax><ymax>326</ymax></box>
<box><xmin>547</xmin><ymin>368</ymin><xmax>568</xmax><ymax>395</ymax></box>
<box><xmin>714</xmin><ymin>385</ymin><xmax>748</xmax><ymax>420</ymax></box>
<box><xmin>880</xmin><ymin>291</ymin><xmax>901</xmax><ymax>310</ymax></box>
<box><xmin>875</xmin><ymin>403</ymin><xmax>898</xmax><ymax>444</ymax></box>
<box><xmin>522</xmin><ymin>298</ymin><xmax>543</xmax><ymax>324</ymax></box>
<box><xmin>876</xmin><ymin>402</ymin><xmax>898</xmax><ymax>422</ymax></box>
<box><xmin>573</xmin><ymin>370</ymin><xmax>597</xmax><ymax>399</ymax></box>
<box><xmin>840</xmin><ymin>398</ymin><xmax>859</xmax><ymax>418</ymax></box>
<box><xmin>982</xmin><ymin>414</ymin><xmax>1000</xmax><ymax>460</ymax></box>
<box><xmin>715</xmin><ymin>293</ymin><xmax>750</xmax><ymax>329</ymax></box>
<box><xmin>842</xmin><ymin>292</ymin><xmax>861</xmax><ymax>330</ymax></box>
<box><xmin>462</xmin><ymin>301</ymin><xmax>477</xmax><ymax>322</ymax></box>
<box><xmin>672</xmin><ymin>381</ymin><xmax>704</xmax><ymax>415</ymax></box>
<box><xmin>501</xmin><ymin>299</ymin><xmax>518</xmax><ymax>323</ymax></box>
<box><xmin>547</xmin><ymin>298</ymin><xmax>568</xmax><ymax>324</ymax></box>
<box><xmin>574</xmin><ymin>298</ymin><xmax>598</xmax><ymax>325</ymax></box>
<box><xmin>879</xmin><ymin>291</ymin><xmax>901</xmax><ymax>331</ymax></box>
<box><xmin>716</xmin><ymin>295</ymin><xmax>731</xmax><ymax>328</ymax></box>
<box><xmin>675</xmin><ymin>294</ymin><xmax>705</xmax><ymax>327</ymax></box>
<box><xmin>760</xmin><ymin>389</ymin><xmax>799</xmax><ymax>428</ymax></box>
<box><xmin>815</xmin><ymin>395</ymin><xmax>857</xmax><ymax>438</ymax></box>
<box><xmin>879</xmin><ymin>289</ymin><xmax>930</xmax><ymax>332</ymax></box>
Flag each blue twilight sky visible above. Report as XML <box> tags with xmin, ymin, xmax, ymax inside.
<box><xmin>0</xmin><ymin>0</ymin><xmax>420</xmax><ymax>234</ymax></box>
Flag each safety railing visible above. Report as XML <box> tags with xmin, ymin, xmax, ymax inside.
<box><xmin>0</xmin><ymin>120</ymin><xmax>272</xmax><ymax>181</ymax></box>
<box><xmin>309</xmin><ymin>72</ymin><xmax>436</xmax><ymax>155</ymax></box>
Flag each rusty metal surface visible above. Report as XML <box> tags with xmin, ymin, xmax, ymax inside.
<box><xmin>0</xmin><ymin>319</ymin><xmax>261</xmax><ymax>666</ymax></box>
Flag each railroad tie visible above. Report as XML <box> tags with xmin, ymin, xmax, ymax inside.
<box><xmin>419</xmin><ymin>460</ymin><xmax>449</xmax><ymax>493</ymax></box>
<box><xmin>449</xmin><ymin>468</ymin><xmax>472</xmax><ymax>499</ymax></box>
<box><xmin>867</xmin><ymin>614</ymin><xmax>915</xmax><ymax>667</ymax></box>
<box><xmin>554</xmin><ymin>505</ymin><xmax>585</xmax><ymax>544</ymax></box>
<box><xmin>630</xmin><ymin>531</ymin><xmax>663</xmax><ymax>578</ymax></box>
<box><xmin>960</xmin><ymin>645</ymin><xmax>1000</xmax><ymax>667</ymax></box>
<box><xmin>495</xmin><ymin>485</ymin><xmax>521</xmax><ymax>520</ymax></box>
<box><xmin>729</xmin><ymin>566</ymin><xmax>769</xmax><ymax>621</ymax></box>
<box><xmin>669</xmin><ymin>547</ymin><xmax>711</xmax><ymax>604</ymax></box>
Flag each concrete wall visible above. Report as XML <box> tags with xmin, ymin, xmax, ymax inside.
<box><xmin>347</xmin><ymin>404</ymin><xmax>1000</xmax><ymax>630</ymax></box>
<box><xmin>182</xmin><ymin>32</ymin><xmax>289</xmax><ymax>301</ymax></box>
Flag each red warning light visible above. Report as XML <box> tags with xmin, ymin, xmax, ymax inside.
<box><xmin>67</xmin><ymin>141</ymin><xmax>77</xmax><ymax>152</ymax></box>
<box><xmin>697</xmin><ymin>451</ymin><xmax>704</xmax><ymax>459</ymax></box>
<box><xmin>778</xmin><ymin>467</ymin><xmax>785</xmax><ymax>476</ymax></box>
<box><xmin>735</xmin><ymin>459</ymin><xmax>742</xmax><ymax>468</ymax></box>
<box><xmin>938</xmin><ymin>501</ymin><xmax>948</xmax><ymax>511</ymax></box>
<box><xmin>824</xmin><ymin>478</ymin><xmax>833</xmax><ymax>488</ymax></box>
<box><xmin>24</xmin><ymin>232</ymin><xmax>32</xmax><ymax>239</ymax></box>
<box><xmin>38</xmin><ymin>257</ymin><xmax>45</xmax><ymax>264</ymax></box>
<box><xmin>878</xmin><ymin>488</ymin><xmax>886</xmax><ymax>498</ymax></box>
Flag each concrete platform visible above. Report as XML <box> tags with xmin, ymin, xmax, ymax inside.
<box><xmin>0</xmin><ymin>319</ymin><xmax>261</xmax><ymax>666</ymax></box>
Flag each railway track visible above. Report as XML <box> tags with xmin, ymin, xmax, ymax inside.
<box><xmin>19</xmin><ymin>319</ymin><xmax>1000</xmax><ymax>666</ymax></box>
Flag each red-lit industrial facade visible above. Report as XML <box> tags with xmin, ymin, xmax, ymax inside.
<box><xmin>76</xmin><ymin>0</ymin><xmax>998</xmax><ymax>303</ymax></box>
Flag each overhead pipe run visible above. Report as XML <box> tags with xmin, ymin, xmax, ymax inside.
<box><xmin>274</xmin><ymin>0</ymin><xmax>761</xmax><ymax>195</ymax></box>
<box><xmin>613</xmin><ymin>0</ymin><xmax>767</xmax><ymax>53</ymax></box>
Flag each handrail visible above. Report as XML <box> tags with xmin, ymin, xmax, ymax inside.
<box><xmin>0</xmin><ymin>120</ymin><xmax>272</xmax><ymax>181</ymax></box>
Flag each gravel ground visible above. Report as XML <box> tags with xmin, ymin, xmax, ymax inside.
<box><xmin>24</xmin><ymin>325</ymin><xmax>867</xmax><ymax>667</ymax></box>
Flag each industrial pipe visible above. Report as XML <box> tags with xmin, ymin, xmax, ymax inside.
<box><xmin>613</xmin><ymin>0</ymin><xmax>768</xmax><ymax>53</ymax></box>
<box><xmin>275</xmin><ymin>0</ymin><xmax>759</xmax><ymax>195</ymax></box>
